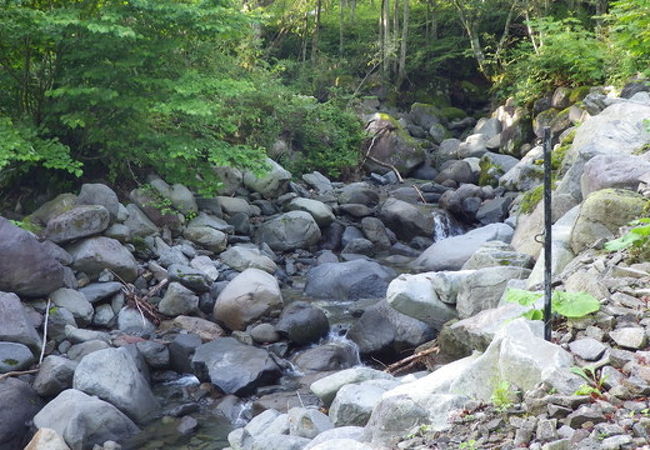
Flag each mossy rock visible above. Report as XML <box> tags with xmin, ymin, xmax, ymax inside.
<box><xmin>571</xmin><ymin>188</ymin><xmax>650</xmax><ymax>254</ymax></box>
<box><xmin>569</xmin><ymin>86</ymin><xmax>591</xmax><ymax>104</ymax></box>
<box><xmin>519</xmin><ymin>185</ymin><xmax>544</xmax><ymax>215</ymax></box>
<box><xmin>440</xmin><ymin>106</ymin><xmax>466</xmax><ymax>122</ymax></box>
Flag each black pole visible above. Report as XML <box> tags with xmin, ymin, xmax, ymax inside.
<box><xmin>543</xmin><ymin>127</ymin><xmax>553</xmax><ymax>341</ymax></box>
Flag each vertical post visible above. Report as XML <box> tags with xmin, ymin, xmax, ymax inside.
<box><xmin>543</xmin><ymin>126</ymin><xmax>553</xmax><ymax>341</ymax></box>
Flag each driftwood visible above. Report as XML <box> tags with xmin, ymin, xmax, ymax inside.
<box><xmin>385</xmin><ymin>345</ymin><xmax>440</xmax><ymax>375</ymax></box>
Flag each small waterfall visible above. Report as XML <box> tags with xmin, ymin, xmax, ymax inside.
<box><xmin>326</xmin><ymin>330</ymin><xmax>362</xmax><ymax>367</ymax></box>
<box><xmin>231</xmin><ymin>401</ymin><xmax>253</xmax><ymax>428</ymax></box>
<box><xmin>432</xmin><ymin>209</ymin><xmax>465</xmax><ymax>242</ymax></box>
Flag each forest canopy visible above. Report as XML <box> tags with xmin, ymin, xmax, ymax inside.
<box><xmin>0</xmin><ymin>0</ymin><xmax>647</xmax><ymax>194</ymax></box>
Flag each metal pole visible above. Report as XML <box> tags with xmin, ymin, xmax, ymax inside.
<box><xmin>543</xmin><ymin>126</ymin><xmax>553</xmax><ymax>341</ymax></box>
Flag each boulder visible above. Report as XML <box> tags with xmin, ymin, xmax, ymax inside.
<box><xmin>213</xmin><ymin>268</ymin><xmax>283</xmax><ymax>331</ymax></box>
<box><xmin>362</xmin><ymin>395</ymin><xmax>430</xmax><ymax>447</ymax></box>
<box><xmin>456</xmin><ymin>266</ymin><xmax>531</xmax><ymax>319</ymax></box>
<box><xmin>216</xmin><ymin>196</ymin><xmax>257</xmax><ymax>216</ymax></box>
<box><xmin>28</xmin><ymin>193</ymin><xmax>78</xmax><ymax>227</ymax></box>
<box><xmin>581</xmin><ymin>154</ymin><xmax>650</xmax><ymax>198</ymax></box>
<box><xmin>304</xmin><ymin>427</ymin><xmax>365</xmax><ymax>449</ymax></box>
<box><xmin>191</xmin><ymin>337</ymin><xmax>281</xmax><ymax>395</ymax></box>
<box><xmin>0</xmin><ymin>378</ymin><xmax>44</xmax><ymax>449</ymax></box>
<box><xmin>570</xmin><ymin>188</ymin><xmax>648</xmax><ymax>254</ymax></box>
<box><xmin>412</xmin><ymin>223</ymin><xmax>514</xmax><ymax>272</ymax></box>
<box><xmin>50</xmin><ymin>288</ymin><xmax>94</xmax><ymax>327</ymax></box>
<box><xmin>183</xmin><ymin>226</ymin><xmax>227</xmax><ymax>253</ymax></box>
<box><xmin>0</xmin><ymin>217</ymin><xmax>67</xmax><ymax>296</ymax></box>
<box><xmin>360</xmin><ymin>217</ymin><xmax>392</xmax><ymax>251</ymax></box>
<box><xmin>67</xmin><ymin>237</ymin><xmax>138</xmax><ymax>282</ymax></box>
<box><xmin>288</xmin><ymin>407</ymin><xmax>333</xmax><ymax>439</ymax></box>
<box><xmin>462</xmin><ymin>241</ymin><xmax>534</xmax><ymax>270</ymax></box>
<box><xmin>302</xmin><ymin>171</ymin><xmax>333</xmax><ymax>194</ymax></box>
<box><xmin>73</xmin><ymin>347</ymin><xmax>159</xmax><ymax>423</ymax></box>
<box><xmin>77</xmin><ymin>183</ymin><xmax>120</xmax><ymax>220</ymax></box>
<box><xmin>310</xmin><ymin>367</ymin><xmax>394</xmax><ymax>406</ymax></box>
<box><xmin>276</xmin><ymin>301</ymin><xmax>330</xmax><ymax>345</ymax></box>
<box><xmin>33</xmin><ymin>389</ymin><xmax>139</xmax><ymax>450</ymax></box>
<box><xmin>45</xmin><ymin>205</ymin><xmax>110</xmax><ymax>244</ymax></box>
<box><xmin>255</xmin><ymin>211</ymin><xmax>321</xmax><ymax>252</ymax></box>
<box><xmin>293</xmin><ymin>343</ymin><xmax>358</xmax><ymax>372</ymax></box>
<box><xmin>308</xmin><ymin>439</ymin><xmax>372</xmax><ymax>450</ymax></box>
<box><xmin>329</xmin><ymin>383</ymin><xmax>390</xmax><ymax>427</ymax></box>
<box><xmin>24</xmin><ymin>428</ymin><xmax>70</xmax><ymax>450</ymax></box>
<box><xmin>167</xmin><ymin>264</ymin><xmax>211</xmax><ymax>292</ymax></box>
<box><xmin>304</xmin><ymin>259</ymin><xmax>397</xmax><ymax>300</ymax></box>
<box><xmin>0</xmin><ymin>342</ymin><xmax>34</xmax><ymax>372</ymax></box>
<box><xmin>168</xmin><ymin>183</ymin><xmax>198</xmax><ymax>215</ymax></box>
<box><xmin>287</xmin><ymin>198</ymin><xmax>335</xmax><ymax>227</ymax></box>
<box><xmin>221</xmin><ymin>245</ymin><xmax>277</xmax><ymax>273</ymax></box>
<box><xmin>379</xmin><ymin>198</ymin><xmax>433</xmax><ymax>241</ymax></box>
<box><xmin>0</xmin><ymin>291</ymin><xmax>42</xmax><ymax>352</ymax></box>
<box><xmin>159</xmin><ymin>282</ymin><xmax>199</xmax><ymax>316</ymax></box>
<box><xmin>473</xmin><ymin>118</ymin><xmax>502</xmax><ymax>139</ymax></box>
<box><xmin>347</xmin><ymin>300</ymin><xmax>434</xmax><ymax>357</ymax></box>
<box><xmin>555</xmin><ymin>102</ymin><xmax>650</xmax><ymax>203</ymax></box>
<box><xmin>385</xmin><ymin>272</ymin><xmax>462</xmax><ymax>329</ymax></box>
<box><xmin>124</xmin><ymin>204</ymin><xmax>159</xmax><ymax>237</ymax></box>
<box><xmin>435</xmin><ymin>160</ymin><xmax>476</xmax><ymax>185</ymax></box>
<box><xmin>188</xmin><ymin>212</ymin><xmax>233</xmax><ymax>234</ymax></box>
<box><xmin>364</xmin><ymin>113</ymin><xmax>426</xmax><ymax>175</ymax></box>
<box><xmin>129</xmin><ymin>187</ymin><xmax>183</xmax><ymax>230</ymax></box>
<box><xmin>34</xmin><ymin>355</ymin><xmax>78</xmax><ymax>397</ymax></box>
<box><xmin>337</xmin><ymin>183</ymin><xmax>379</xmax><ymax>207</ymax></box>
<box><xmin>244</xmin><ymin>158</ymin><xmax>292</xmax><ymax>199</ymax></box>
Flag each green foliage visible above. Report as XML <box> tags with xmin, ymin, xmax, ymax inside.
<box><xmin>607</xmin><ymin>0</ymin><xmax>650</xmax><ymax>79</ymax></box>
<box><xmin>571</xmin><ymin>366</ymin><xmax>607</xmax><ymax>397</ymax></box>
<box><xmin>604</xmin><ymin>218</ymin><xmax>650</xmax><ymax>262</ymax></box>
<box><xmin>504</xmin><ymin>288</ymin><xmax>601</xmax><ymax>320</ymax></box>
<box><xmin>491</xmin><ymin>379</ymin><xmax>514</xmax><ymax>412</ymax></box>
<box><xmin>496</xmin><ymin>18</ymin><xmax>606</xmax><ymax>104</ymax></box>
<box><xmin>519</xmin><ymin>185</ymin><xmax>545</xmax><ymax>214</ymax></box>
<box><xmin>459</xmin><ymin>440</ymin><xmax>478</xmax><ymax>450</ymax></box>
<box><xmin>9</xmin><ymin>218</ymin><xmax>42</xmax><ymax>234</ymax></box>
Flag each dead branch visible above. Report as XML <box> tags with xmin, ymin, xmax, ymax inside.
<box><xmin>38</xmin><ymin>298</ymin><xmax>50</xmax><ymax>365</ymax></box>
<box><xmin>0</xmin><ymin>368</ymin><xmax>40</xmax><ymax>382</ymax></box>
<box><xmin>111</xmin><ymin>269</ymin><xmax>165</xmax><ymax>326</ymax></box>
<box><xmin>385</xmin><ymin>345</ymin><xmax>440</xmax><ymax>375</ymax></box>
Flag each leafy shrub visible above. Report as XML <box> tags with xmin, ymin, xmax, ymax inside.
<box><xmin>607</xmin><ymin>0</ymin><xmax>650</xmax><ymax>79</ymax></box>
<box><xmin>504</xmin><ymin>288</ymin><xmax>601</xmax><ymax>319</ymax></box>
<box><xmin>604</xmin><ymin>218</ymin><xmax>650</xmax><ymax>262</ymax></box>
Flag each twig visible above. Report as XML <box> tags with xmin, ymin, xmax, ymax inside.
<box><xmin>412</xmin><ymin>184</ymin><xmax>428</xmax><ymax>204</ymax></box>
<box><xmin>38</xmin><ymin>298</ymin><xmax>50</xmax><ymax>364</ymax></box>
<box><xmin>365</xmin><ymin>155</ymin><xmax>404</xmax><ymax>183</ymax></box>
<box><xmin>385</xmin><ymin>345</ymin><xmax>440</xmax><ymax>375</ymax></box>
<box><xmin>0</xmin><ymin>368</ymin><xmax>39</xmax><ymax>382</ymax></box>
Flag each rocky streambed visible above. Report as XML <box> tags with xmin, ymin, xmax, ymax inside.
<box><xmin>2</xmin><ymin>83</ymin><xmax>650</xmax><ymax>450</ymax></box>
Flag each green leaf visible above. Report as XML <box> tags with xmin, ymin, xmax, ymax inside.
<box><xmin>552</xmin><ymin>291</ymin><xmax>600</xmax><ymax>318</ymax></box>
<box><xmin>522</xmin><ymin>309</ymin><xmax>544</xmax><ymax>320</ymax></box>
<box><xmin>504</xmin><ymin>288</ymin><xmax>542</xmax><ymax>307</ymax></box>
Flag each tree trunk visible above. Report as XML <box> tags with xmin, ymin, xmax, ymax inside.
<box><xmin>382</xmin><ymin>0</ymin><xmax>390</xmax><ymax>78</ymax></box>
<box><xmin>396</xmin><ymin>0</ymin><xmax>409</xmax><ymax>87</ymax></box>
<box><xmin>311</xmin><ymin>0</ymin><xmax>322</xmax><ymax>63</ymax></box>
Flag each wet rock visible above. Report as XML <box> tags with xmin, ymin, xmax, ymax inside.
<box><xmin>347</xmin><ymin>299</ymin><xmax>434</xmax><ymax>357</ymax></box>
<box><xmin>412</xmin><ymin>223</ymin><xmax>513</xmax><ymax>272</ymax></box>
<box><xmin>293</xmin><ymin>343</ymin><xmax>358</xmax><ymax>372</ymax></box>
<box><xmin>34</xmin><ymin>389</ymin><xmax>139</xmax><ymax>450</ymax></box>
<box><xmin>276</xmin><ymin>302</ymin><xmax>329</xmax><ymax>345</ymax></box>
<box><xmin>213</xmin><ymin>268</ymin><xmax>283</xmax><ymax>331</ymax></box>
<box><xmin>191</xmin><ymin>337</ymin><xmax>281</xmax><ymax>395</ymax></box>
<box><xmin>169</xmin><ymin>333</ymin><xmax>202</xmax><ymax>373</ymax></box>
<box><xmin>256</xmin><ymin>211</ymin><xmax>321</xmax><ymax>252</ymax></box>
<box><xmin>0</xmin><ymin>378</ymin><xmax>44</xmax><ymax>449</ymax></box>
<box><xmin>73</xmin><ymin>347</ymin><xmax>159</xmax><ymax>423</ymax></box>
<box><xmin>45</xmin><ymin>205</ymin><xmax>110</xmax><ymax>244</ymax></box>
<box><xmin>304</xmin><ymin>259</ymin><xmax>396</xmax><ymax>300</ymax></box>
<box><xmin>379</xmin><ymin>198</ymin><xmax>433</xmax><ymax>241</ymax></box>
<box><xmin>68</xmin><ymin>237</ymin><xmax>138</xmax><ymax>282</ymax></box>
<box><xmin>0</xmin><ymin>217</ymin><xmax>67</xmax><ymax>296</ymax></box>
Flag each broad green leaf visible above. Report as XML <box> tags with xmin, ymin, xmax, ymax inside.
<box><xmin>522</xmin><ymin>309</ymin><xmax>544</xmax><ymax>320</ymax></box>
<box><xmin>552</xmin><ymin>291</ymin><xmax>600</xmax><ymax>318</ymax></box>
<box><xmin>504</xmin><ymin>288</ymin><xmax>542</xmax><ymax>307</ymax></box>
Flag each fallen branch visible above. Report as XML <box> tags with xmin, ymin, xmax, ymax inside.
<box><xmin>385</xmin><ymin>345</ymin><xmax>440</xmax><ymax>375</ymax></box>
<box><xmin>111</xmin><ymin>269</ymin><xmax>166</xmax><ymax>326</ymax></box>
<box><xmin>0</xmin><ymin>368</ymin><xmax>40</xmax><ymax>382</ymax></box>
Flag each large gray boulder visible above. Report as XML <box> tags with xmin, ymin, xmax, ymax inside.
<box><xmin>556</xmin><ymin>101</ymin><xmax>650</xmax><ymax>203</ymax></box>
<box><xmin>67</xmin><ymin>237</ymin><xmax>138</xmax><ymax>282</ymax></box>
<box><xmin>124</xmin><ymin>204</ymin><xmax>159</xmax><ymax>237</ymax></box>
<box><xmin>310</xmin><ymin>368</ymin><xmax>394</xmax><ymax>406</ymax></box>
<box><xmin>73</xmin><ymin>347</ymin><xmax>159</xmax><ymax>423</ymax></box>
<box><xmin>45</xmin><ymin>205</ymin><xmax>110</xmax><ymax>244</ymax></box>
<box><xmin>385</xmin><ymin>272</ymin><xmax>462</xmax><ymax>329</ymax></box>
<box><xmin>462</xmin><ymin>241</ymin><xmax>534</xmax><ymax>270</ymax></box>
<box><xmin>183</xmin><ymin>226</ymin><xmax>228</xmax><ymax>253</ymax></box>
<box><xmin>276</xmin><ymin>301</ymin><xmax>330</xmax><ymax>345</ymax></box>
<box><xmin>347</xmin><ymin>300</ymin><xmax>434</xmax><ymax>356</ymax></box>
<box><xmin>244</xmin><ymin>158</ymin><xmax>292</xmax><ymax>199</ymax></box>
<box><xmin>191</xmin><ymin>337</ymin><xmax>281</xmax><ymax>395</ymax></box>
<box><xmin>34</xmin><ymin>355</ymin><xmax>78</xmax><ymax>397</ymax></box>
<box><xmin>213</xmin><ymin>268</ymin><xmax>283</xmax><ymax>331</ymax></box>
<box><xmin>220</xmin><ymin>245</ymin><xmax>277</xmax><ymax>273</ymax></box>
<box><xmin>304</xmin><ymin>259</ymin><xmax>397</xmax><ymax>300</ymax></box>
<box><xmin>77</xmin><ymin>183</ymin><xmax>120</xmax><ymax>220</ymax></box>
<box><xmin>362</xmin><ymin>395</ymin><xmax>430</xmax><ymax>448</ymax></box>
<box><xmin>256</xmin><ymin>211</ymin><xmax>321</xmax><ymax>252</ymax></box>
<box><xmin>0</xmin><ymin>378</ymin><xmax>44</xmax><ymax>449</ymax></box>
<box><xmin>0</xmin><ymin>342</ymin><xmax>34</xmax><ymax>372</ymax></box>
<box><xmin>412</xmin><ymin>223</ymin><xmax>514</xmax><ymax>272</ymax></box>
<box><xmin>287</xmin><ymin>198</ymin><xmax>335</xmax><ymax>227</ymax></box>
<box><xmin>580</xmin><ymin>154</ymin><xmax>650</xmax><ymax>199</ymax></box>
<box><xmin>158</xmin><ymin>282</ymin><xmax>199</xmax><ymax>316</ymax></box>
<box><xmin>33</xmin><ymin>389</ymin><xmax>140</xmax><ymax>450</ymax></box>
<box><xmin>364</xmin><ymin>113</ymin><xmax>426</xmax><ymax>175</ymax></box>
<box><xmin>0</xmin><ymin>217</ymin><xmax>67</xmax><ymax>296</ymax></box>
<box><xmin>50</xmin><ymin>288</ymin><xmax>94</xmax><ymax>327</ymax></box>
<box><xmin>0</xmin><ymin>291</ymin><xmax>41</xmax><ymax>352</ymax></box>
<box><xmin>337</xmin><ymin>183</ymin><xmax>380</xmax><ymax>207</ymax></box>
<box><xmin>570</xmin><ymin>188</ymin><xmax>648</xmax><ymax>254</ymax></box>
<box><xmin>379</xmin><ymin>198</ymin><xmax>433</xmax><ymax>241</ymax></box>
<box><xmin>168</xmin><ymin>183</ymin><xmax>198</xmax><ymax>215</ymax></box>
<box><xmin>456</xmin><ymin>266</ymin><xmax>531</xmax><ymax>319</ymax></box>
<box><xmin>329</xmin><ymin>382</ymin><xmax>391</xmax><ymax>427</ymax></box>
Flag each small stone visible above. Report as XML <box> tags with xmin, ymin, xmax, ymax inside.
<box><xmin>536</xmin><ymin>418</ymin><xmax>559</xmax><ymax>442</ymax></box>
<box><xmin>609</xmin><ymin>327</ymin><xmax>647</xmax><ymax>350</ymax></box>
<box><xmin>177</xmin><ymin>416</ymin><xmax>198</xmax><ymax>435</ymax></box>
<box><xmin>565</xmin><ymin>405</ymin><xmax>606</xmax><ymax>428</ymax></box>
<box><xmin>600</xmin><ymin>434</ymin><xmax>632</xmax><ymax>450</ymax></box>
<box><xmin>568</xmin><ymin>338</ymin><xmax>607</xmax><ymax>361</ymax></box>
